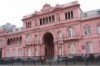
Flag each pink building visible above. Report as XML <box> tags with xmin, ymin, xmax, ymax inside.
<box><xmin>0</xmin><ymin>1</ymin><xmax>100</xmax><ymax>59</ymax></box>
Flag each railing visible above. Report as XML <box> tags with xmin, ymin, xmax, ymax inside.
<box><xmin>24</xmin><ymin>41</ymin><xmax>33</xmax><ymax>45</ymax></box>
<box><xmin>24</xmin><ymin>40</ymin><xmax>42</xmax><ymax>45</ymax></box>
<box><xmin>64</xmin><ymin>35</ymin><xmax>82</xmax><ymax>41</ymax></box>
<box><xmin>0</xmin><ymin>54</ymin><xmax>100</xmax><ymax>65</ymax></box>
<box><xmin>55</xmin><ymin>35</ymin><xmax>82</xmax><ymax>43</ymax></box>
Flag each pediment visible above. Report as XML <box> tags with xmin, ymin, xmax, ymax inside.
<box><xmin>41</xmin><ymin>4</ymin><xmax>52</xmax><ymax>12</ymax></box>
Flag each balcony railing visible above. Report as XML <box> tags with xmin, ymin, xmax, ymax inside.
<box><xmin>24</xmin><ymin>40</ymin><xmax>42</xmax><ymax>45</ymax></box>
<box><xmin>63</xmin><ymin>35</ymin><xmax>82</xmax><ymax>41</ymax></box>
<box><xmin>55</xmin><ymin>35</ymin><xmax>82</xmax><ymax>43</ymax></box>
<box><xmin>24</xmin><ymin>41</ymin><xmax>33</xmax><ymax>45</ymax></box>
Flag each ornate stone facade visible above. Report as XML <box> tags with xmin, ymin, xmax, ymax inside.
<box><xmin>0</xmin><ymin>1</ymin><xmax>100</xmax><ymax>59</ymax></box>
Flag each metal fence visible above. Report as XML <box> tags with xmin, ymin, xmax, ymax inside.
<box><xmin>0</xmin><ymin>54</ymin><xmax>100</xmax><ymax>65</ymax></box>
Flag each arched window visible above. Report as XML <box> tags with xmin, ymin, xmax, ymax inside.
<box><xmin>84</xmin><ymin>26</ymin><xmax>91</xmax><ymax>35</ymax></box>
<box><xmin>97</xmin><ymin>24</ymin><xmax>100</xmax><ymax>33</ymax></box>
<box><xmin>85</xmin><ymin>42</ymin><xmax>93</xmax><ymax>53</ymax></box>
<box><xmin>69</xmin><ymin>42</ymin><xmax>76</xmax><ymax>54</ymax></box>
<box><xmin>68</xmin><ymin>26</ymin><xmax>75</xmax><ymax>37</ymax></box>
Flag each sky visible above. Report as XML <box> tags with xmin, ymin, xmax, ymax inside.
<box><xmin>0</xmin><ymin>0</ymin><xmax>99</xmax><ymax>27</ymax></box>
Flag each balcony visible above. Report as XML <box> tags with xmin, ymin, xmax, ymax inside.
<box><xmin>55</xmin><ymin>35</ymin><xmax>82</xmax><ymax>43</ymax></box>
<box><xmin>24</xmin><ymin>41</ymin><xmax>33</xmax><ymax>45</ymax></box>
<box><xmin>24</xmin><ymin>40</ymin><xmax>41</xmax><ymax>46</ymax></box>
<box><xmin>63</xmin><ymin>35</ymin><xmax>82</xmax><ymax>41</ymax></box>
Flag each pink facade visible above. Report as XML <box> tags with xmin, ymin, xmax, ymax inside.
<box><xmin>0</xmin><ymin>1</ymin><xmax>100</xmax><ymax>59</ymax></box>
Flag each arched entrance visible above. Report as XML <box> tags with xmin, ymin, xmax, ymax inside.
<box><xmin>43</xmin><ymin>32</ymin><xmax>54</xmax><ymax>57</ymax></box>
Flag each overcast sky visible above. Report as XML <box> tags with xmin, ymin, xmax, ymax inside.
<box><xmin>0</xmin><ymin>0</ymin><xmax>99</xmax><ymax>27</ymax></box>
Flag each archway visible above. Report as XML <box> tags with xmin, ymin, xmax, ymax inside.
<box><xmin>43</xmin><ymin>32</ymin><xmax>54</xmax><ymax>57</ymax></box>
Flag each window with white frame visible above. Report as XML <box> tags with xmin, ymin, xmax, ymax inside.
<box><xmin>97</xmin><ymin>25</ymin><xmax>100</xmax><ymax>33</ymax></box>
<box><xmin>58</xmin><ymin>45</ymin><xmax>63</xmax><ymax>56</ymax></box>
<box><xmin>85</xmin><ymin>42</ymin><xmax>93</xmax><ymax>53</ymax></box>
<box><xmin>84</xmin><ymin>26</ymin><xmax>91</xmax><ymax>35</ymax></box>
<box><xmin>34</xmin><ymin>35</ymin><xmax>39</xmax><ymax>42</ymax></box>
<box><xmin>18</xmin><ymin>48</ymin><xmax>22</xmax><ymax>56</ymax></box>
<box><xmin>28</xmin><ymin>48</ymin><xmax>32</xmax><ymax>56</ymax></box>
<box><xmin>26</xmin><ymin>34</ymin><xmax>31</xmax><ymax>42</ymax></box>
<box><xmin>12</xmin><ymin>49</ymin><xmax>16</xmax><ymax>57</ymax></box>
<box><xmin>5</xmin><ymin>49</ymin><xmax>10</xmax><ymax>57</ymax></box>
<box><xmin>35</xmin><ymin>47</ymin><xmax>39</xmax><ymax>56</ymax></box>
<box><xmin>57</xmin><ymin>31</ymin><xmax>62</xmax><ymax>38</ymax></box>
<box><xmin>57</xmin><ymin>31</ymin><xmax>63</xmax><ymax>43</ymax></box>
<box><xmin>69</xmin><ymin>42</ymin><xmax>76</xmax><ymax>54</ymax></box>
<box><xmin>68</xmin><ymin>27</ymin><xmax>75</xmax><ymax>37</ymax></box>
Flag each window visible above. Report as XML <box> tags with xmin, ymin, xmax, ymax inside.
<box><xmin>40</xmin><ymin>19</ymin><xmax>42</xmax><ymax>25</ymax></box>
<box><xmin>57</xmin><ymin>31</ymin><xmax>63</xmax><ymax>44</ymax></box>
<box><xmin>43</xmin><ymin>18</ymin><xmax>45</xmax><ymax>24</ymax></box>
<box><xmin>35</xmin><ymin>47</ymin><xmax>39</xmax><ymax>56</ymax></box>
<box><xmin>71</xmin><ymin>11</ymin><xmax>73</xmax><ymax>18</ymax></box>
<box><xmin>18</xmin><ymin>48</ymin><xmax>22</xmax><ymax>56</ymax></box>
<box><xmin>57</xmin><ymin>31</ymin><xmax>62</xmax><ymax>38</ymax></box>
<box><xmin>39</xmin><ymin>15</ymin><xmax>55</xmax><ymax>25</ymax></box>
<box><xmin>28</xmin><ymin>48</ymin><xmax>32</xmax><ymax>56</ymax></box>
<box><xmin>68</xmin><ymin>12</ymin><xmax>70</xmax><ymax>19</ymax></box>
<box><xmin>52</xmin><ymin>15</ymin><xmax>55</xmax><ymax>21</ymax></box>
<box><xmin>34</xmin><ymin>35</ymin><xmax>38</xmax><ymax>42</ymax></box>
<box><xmin>97</xmin><ymin>25</ymin><xmax>100</xmax><ymax>33</ymax></box>
<box><xmin>46</xmin><ymin>17</ymin><xmax>48</xmax><ymax>24</ymax></box>
<box><xmin>27</xmin><ymin>22</ymin><xmax>29</xmax><ymax>28</ymax></box>
<box><xmin>97</xmin><ymin>11</ymin><xmax>100</xmax><ymax>15</ymax></box>
<box><xmin>57</xmin><ymin>31</ymin><xmax>63</xmax><ymax>40</ymax></box>
<box><xmin>68</xmin><ymin>27</ymin><xmax>75</xmax><ymax>37</ymax></box>
<box><xmin>65</xmin><ymin>13</ymin><xmax>68</xmax><ymax>19</ymax></box>
<box><xmin>29</xmin><ymin>22</ymin><xmax>31</xmax><ymax>28</ymax></box>
<box><xmin>12</xmin><ymin>49</ymin><xmax>16</xmax><ymax>57</ymax></box>
<box><xmin>69</xmin><ymin>42</ymin><xmax>76</xmax><ymax>54</ymax></box>
<box><xmin>26</xmin><ymin>34</ymin><xmax>31</xmax><ymax>42</ymax></box>
<box><xmin>65</xmin><ymin>11</ymin><xmax>73</xmax><ymax>19</ymax></box>
<box><xmin>58</xmin><ymin>45</ymin><xmax>63</xmax><ymax>56</ymax></box>
<box><xmin>26</xmin><ymin>22</ymin><xmax>31</xmax><ymax>28</ymax></box>
<box><xmin>49</xmin><ymin>16</ymin><xmax>51</xmax><ymax>22</ymax></box>
<box><xmin>26</xmin><ymin>23</ymin><xmax>28</xmax><ymax>28</ymax></box>
<box><xmin>85</xmin><ymin>42</ymin><xmax>93</xmax><ymax>53</ymax></box>
<box><xmin>5</xmin><ymin>49</ymin><xmax>10</xmax><ymax>57</ymax></box>
<box><xmin>84</xmin><ymin>13</ymin><xmax>87</xmax><ymax>17</ymax></box>
<box><xmin>84</xmin><ymin>26</ymin><xmax>91</xmax><ymax>35</ymax></box>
